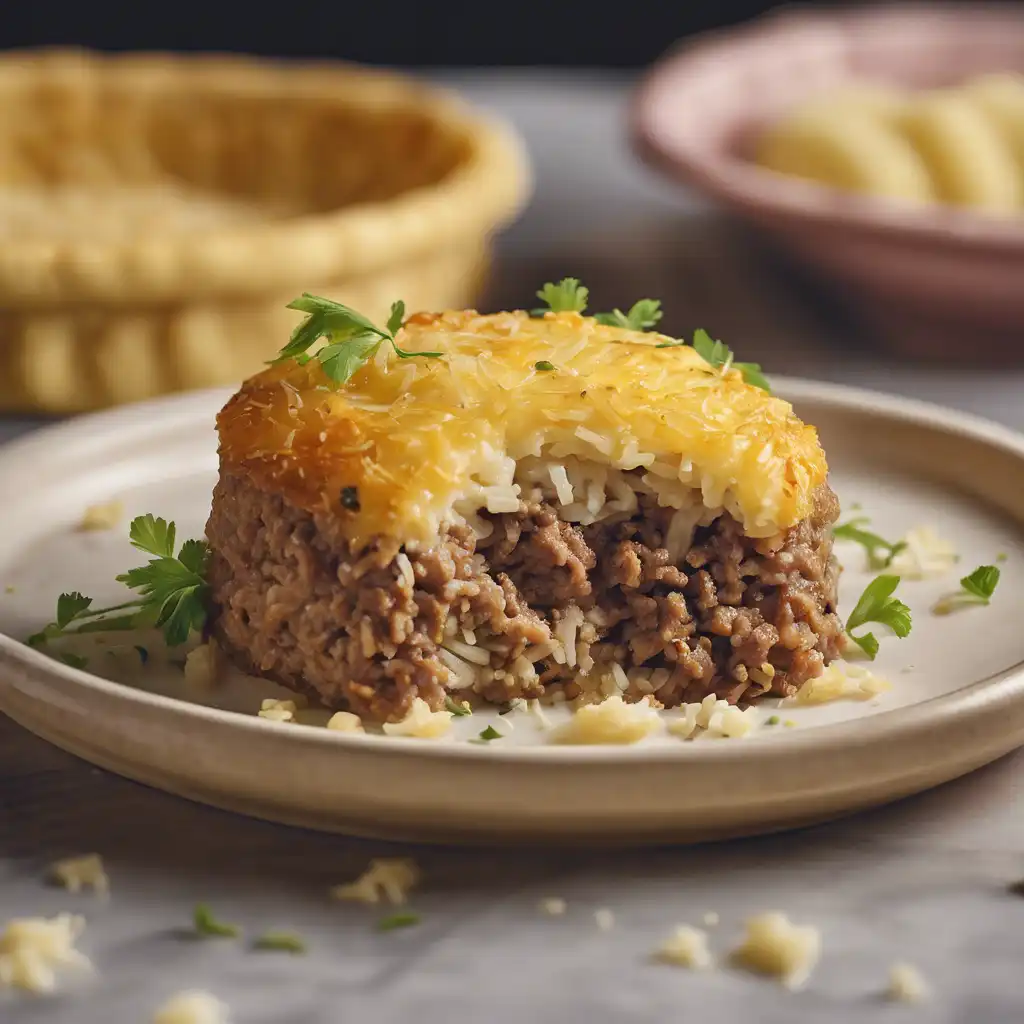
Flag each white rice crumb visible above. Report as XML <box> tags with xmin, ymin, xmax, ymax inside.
<box><xmin>731</xmin><ymin>911</ymin><xmax>821</xmax><ymax>989</ymax></box>
<box><xmin>381</xmin><ymin>697</ymin><xmax>452</xmax><ymax>739</ymax></box>
<box><xmin>656</xmin><ymin>926</ymin><xmax>713</xmax><ymax>970</ymax></box>
<box><xmin>153</xmin><ymin>990</ymin><xmax>231</xmax><ymax>1024</ymax></box>
<box><xmin>539</xmin><ymin>898</ymin><xmax>567</xmax><ymax>917</ymax></box>
<box><xmin>331</xmin><ymin>859</ymin><xmax>420</xmax><ymax>906</ymax></box>
<box><xmin>78</xmin><ymin>500</ymin><xmax>123</xmax><ymax>531</ymax></box>
<box><xmin>887</xmin><ymin>962</ymin><xmax>931</xmax><ymax>1003</ymax></box>
<box><xmin>553</xmin><ymin>696</ymin><xmax>662</xmax><ymax>745</ymax></box>
<box><xmin>702</xmin><ymin>911</ymin><xmax>720</xmax><ymax>927</ymax></box>
<box><xmin>705</xmin><ymin>703</ymin><xmax>759</xmax><ymax>739</ymax></box>
<box><xmin>326</xmin><ymin>712</ymin><xmax>364</xmax><ymax>734</ymax></box>
<box><xmin>0</xmin><ymin>913</ymin><xmax>91</xmax><ymax>994</ymax></box>
<box><xmin>594</xmin><ymin>908</ymin><xmax>615</xmax><ymax>931</ymax></box>
<box><xmin>257</xmin><ymin>698</ymin><xmax>299</xmax><ymax>723</ymax></box>
<box><xmin>49</xmin><ymin>854</ymin><xmax>108</xmax><ymax>895</ymax></box>
<box><xmin>789</xmin><ymin>663</ymin><xmax>891</xmax><ymax>706</ymax></box>
<box><xmin>888</xmin><ymin>526</ymin><xmax>957</xmax><ymax>579</ymax></box>
<box><xmin>183</xmin><ymin>640</ymin><xmax>221</xmax><ymax>690</ymax></box>
<box><xmin>667</xmin><ymin>703</ymin><xmax>702</xmax><ymax>739</ymax></box>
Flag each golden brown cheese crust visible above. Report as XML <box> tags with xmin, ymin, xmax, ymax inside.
<box><xmin>217</xmin><ymin>310</ymin><xmax>828</xmax><ymax>546</ymax></box>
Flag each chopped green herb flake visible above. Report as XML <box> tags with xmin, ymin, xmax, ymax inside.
<box><xmin>845</xmin><ymin>575</ymin><xmax>912</xmax><ymax>660</ymax></box>
<box><xmin>533</xmin><ymin>278</ymin><xmax>588</xmax><ymax>315</ymax></box>
<box><xmin>765</xmin><ymin>715</ymin><xmax>780</xmax><ymax>726</ymax></box>
<box><xmin>377</xmin><ymin>912</ymin><xmax>421</xmax><ymax>932</ymax></box>
<box><xmin>59</xmin><ymin>652</ymin><xmax>88</xmax><ymax>670</ymax></box>
<box><xmin>253</xmin><ymin>931</ymin><xmax>306</xmax><ymax>954</ymax></box>
<box><xmin>340</xmin><ymin>486</ymin><xmax>361</xmax><ymax>512</ymax></box>
<box><xmin>193</xmin><ymin>903</ymin><xmax>241</xmax><ymax>939</ymax></box>
<box><xmin>476</xmin><ymin>725</ymin><xmax>503</xmax><ymax>742</ymax></box>
<box><xmin>444</xmin><ymin>696</ymin><xmax>472</xmax><ymax>717</ymax></box>
<box><xmin>534</xmin><ymin>360</ymin><xmax>556</xmax><ymax>372</ymax></box>
<box><xmin>996</xmin><ymin>552</ymin><xmax>1008</xmax><ymax>563</ymax></box>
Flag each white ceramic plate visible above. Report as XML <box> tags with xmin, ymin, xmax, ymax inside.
<box><xmin>1</xmin><ymin>381</ymin><xmax>1023</xmax><ymax>845</ymax></box>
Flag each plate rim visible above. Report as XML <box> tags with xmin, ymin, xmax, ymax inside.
<box><xmin>2</xmin><ymin>376</ymin><xmax>1024</xmax><ymax>768</ymax></box>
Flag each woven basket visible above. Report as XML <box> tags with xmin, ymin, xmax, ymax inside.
<box><xmin>0</xmin><ymin>50</ymin><xmax>531</xmax><ymax>412</ymax></box>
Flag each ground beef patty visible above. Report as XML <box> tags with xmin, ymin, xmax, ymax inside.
<box><xmin>206</xmin><ymin>470</ymin><xmax>842</xmax><ymax>722</ymax></box>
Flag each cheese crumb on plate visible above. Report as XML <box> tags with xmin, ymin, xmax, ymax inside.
<box><xmin>48</xmin><ymin>854</ymin><xmax>108</xmax><ymax>895</ymax></box>
<box><xmin>887</xmin><ymin>962</ymin><xmax>931</xmax><ymax>1003</ymax></box>
<box><xmin>655</xmin><ymin>925</ymin><xmax>714</xmax><ymax>970</ymax></box>
<box><xmin>382</xmin><ymin>697</ymin><xmax>452</xmax><ymax>739</ymax></box>
<box><xmin>553</xmin><ymin>695</ymin><xmax>662</xmax><ymax>745</ymax></box>
<box><xmin>788</xmin><ymin>662</ymin><xmax>890</xmax><ymax>706</ymax></box>
<box><xmin>731</xmin><ymin>911</ymin><xmax>821</xmax><ymax>989</ymax></box>
<box><xmin>331</xmin><ymin>858</ymin><xmax>420</xmax><ymax>905</ymax></box>
<box><xmin>153</xmin><ymin>990</ymin><xmax>230</xmax><ymax>1024</ymax></box>
<box><xmin>0</xmin><ymin>913</ymin><xmax>91</xmax><ymax>995</ymax></box>
<box><xmin>78</xmin><ymin>500</ymin><xmax>124</xmax><ymax>532</ymax></box>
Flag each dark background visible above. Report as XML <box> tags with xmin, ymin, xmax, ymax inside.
<box><xmin>0</xmin><ymin>0</ymin><xmax>979</xmax><ymax>68</ymax></box>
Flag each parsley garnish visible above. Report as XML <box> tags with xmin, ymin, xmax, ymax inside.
<box><xmin>765</xmin><ymin>715</ymin><xmax>780</xmax><ymax>726</ymax></box>
<box><xmin>534</xmin><ymin>360</ymin><xmax>556</xmax><ymax>372</ymax></box>
<box><xmin>594</xmin><ymin>299</ymin><xmax>663</xmax><ymax>332</ymax></box>
<box><xmin>832</xmin><ymin>517</ymin><xmax>907</xmax><ymax>569</ymax></box>
<box><xmin>253</xmin><ymin>930</ymin><xmax>306</xmax><ymax>954</ymax></box>
<box><xmin>444</xmin><ymin>696</ymin><xmax>472</xmax><ymax>716</ymax></box>
<box><xmin>845</xmin><ymin>575</ymin><xmax>912</xmax><ymax>659</ymax></box>
<box><xmin>533</xmin><ymin>278</ymin><xmax>589</xmax><ymax>314</ymax></box>
<box><xmin>686</xmin><ymin>328</ymin><xmax>770</xmax><ymax>391</ymax></box>
<box><xmin>193</xmin><ymin>903</ymin><xmax>241</xmax><ymax>939</ymax></box>
<box><xmin>960</xmin><ymin>565</ymin><xmax>1000</xmax><ymax>602</ymax></box>
<box><xmin>934</xmin><ymin>565</ymin><xmax>1000</xmax><ymax>615</ymax></box>
<box><xmin>27</xmin><ymin>515</ymin><xmax>209</xmax><ymax>650</ymax></box>
<box><xmin>377</xmin><ymin>912</ymin><xmax>421</xmax><ymax>932</ymax></box>
<box><xmin>276</xmin><ymin>294</ymin><xmax>442</xmax><ymax>385</ymax></box>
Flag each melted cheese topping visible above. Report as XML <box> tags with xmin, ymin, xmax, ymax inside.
<box><xmin>217</xmin><ymin>310</ymin><xmax>828</xmax><ymax>545</ymax></box>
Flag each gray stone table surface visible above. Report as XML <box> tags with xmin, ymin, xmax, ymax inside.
<box><xmin>3</xmin><ymin>70</ymin><xmax>1024</xmax><ymax>1023</ymax></box>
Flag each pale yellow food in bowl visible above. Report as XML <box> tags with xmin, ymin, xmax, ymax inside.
<box><xmin>755</xmin><ymin>73</ymin><xmax>1024</xmax><ymax>213</ymax></box>
<box><xmin>0</xmin><ymin>50</ymin><xmax>530</xmax><ymax>413</ymax></box>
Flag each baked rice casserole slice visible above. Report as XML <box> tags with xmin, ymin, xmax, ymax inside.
<box><xmin>207</xmin><ymin>290</ymin><xmax>842</xmax><ymax>722</ymax></box>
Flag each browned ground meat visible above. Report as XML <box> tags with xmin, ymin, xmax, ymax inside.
<box><xmin>206</xmin><ymin>470</ymin><xmax>842</xmax><ymax>722</ymax></box>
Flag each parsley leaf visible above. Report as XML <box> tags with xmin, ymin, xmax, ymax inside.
<box><xmin>845</xmin><ymin>574</ymin><xmax>912</xmax><ymax>659</ymax></box>
<box><xmin>473</xmin><ymin>725</ymin><xmax>503</xmax><ymax>743</ymax></box>
<box><xmin>193</xmin><ymin>903</ymin><xmax>241</xmax><ymax>939</ymax></box>
<box><xmin>276</xmin><ymin>293</ymin><xmax>441</xmax><ymax>385</ymax></box>
<box><xmin>534</xmin><ymin>360</ymin><xmax>556</xmax><ymax>372</ymax></box>
<box><xmin>377</xmin><ymin>911</ymin><xmax>421</xmax><ymax>932</ymax></box>
<box><xmin>128</xmin><ymin>515</ymin><xmax>176</xmax><ymax>558</ymax></box>
<box><xmin>253</xmin><ymin>931</ymin><xmax>306</xmax><ymax>954</ymax></box>
<box><xmin>444</xmin><ymin>696</ymin><xmax>472</xmax><ymax>717</ymax></box>
<box><xmin>29</xmin><ymin>515</ymin><xmax>209</xmax><ymax>651</ymax></box>
<box><xmin>960</xmin><ymin>565</ymin><xmax>1000</xmax><ymax>602</ymax></box>
<box><xmin>594</xmin><ymin>299</ymin><xmax>663</xmax><ymax>332</ymax></box>
<box><xmin>832</xmin><ymin>517</ymin><xmax>907</xmax><ymax>569</ymax></box>
<box><xmin>533</xmin><ymin>278</ymin><xmax>589</xmax><ymax>315</ymax></box>
<box><xmin>934</xmin><ymin>564</ymin><xmax>1001</xmax><ymax>615</ymax></box>
<box><xmin>690</xmin><ymin>329</ymin><xmax>771</xmax><ymax>392</ymax></box>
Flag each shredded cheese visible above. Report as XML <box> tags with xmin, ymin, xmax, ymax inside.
<box><xmin>381</xmin><ymin>697</ymin><xmax>452</xmax><ymax>739</ymax></box>
<box><xmin>330</xmin><ymin>859</ymin><xmax>420</xmax><ymax>906</ymax></box>
<box><xmin>257</xmin><ymin>698</ymin><xmax>300</xmax><ymax>723</ymax></box>
<box><xmin>48</xmin><ymin>854</ymin><xmax>108</xmax><ymax>895</ymax></box>
<box><xmin>789</xmin><ymin>663</ymin><xmax>891</xmax><ymax>706</ymax></box>
<box><xmin>326</xmin><ymin>711</ymin><xmax>365</xmax><ymax>733</ymax></box>
<box><xmin>731</xmin><ymin>912</ymin><xmax>821</xmax><ymax>989</ymax></box>
<box><xmin>888</xmin><ymin>526</ymin><xmax>958</xmax><ymax>580</ymax></box>
<box><xmin>0</xmin><ymin>914</ymin><xmax>91</xmax><ymax>994</ymax></box>
<box><xmin>656</xmin><ymin>926</ymin><xmax>714</xmax><ymax>970</ymax></box>
<box><xmin>553</xmin><ymin>695</ymin><xmax>662</xmax><ymax>745</ymax></box>
<box><xmin>153</xmin><ymin>990</ymin><xmax>231</xmax><ymax>1024</ymax></box>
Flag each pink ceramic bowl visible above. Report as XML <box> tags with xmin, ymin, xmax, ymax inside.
<box><xmin>632</xmin><ymin>4</ymin><xmax>1024</xmax><ymax>360</ymax></box>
